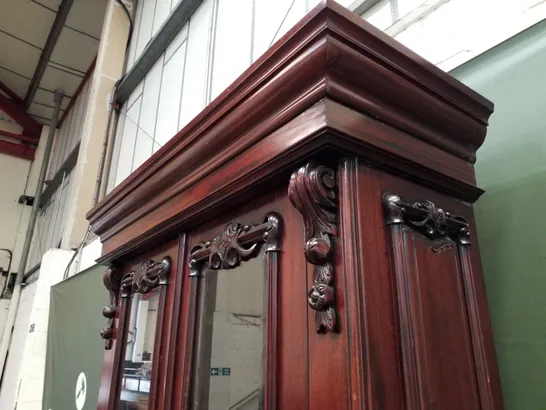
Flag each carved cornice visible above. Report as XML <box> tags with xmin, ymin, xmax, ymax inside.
<box><xmin>189</xmin><ymin>212</ymin><xmax>282</xmax><ymax>276</ymax></box>
<box><xmin>88</xmin><ymin>1</ymin><xmax>491</xmax><ymax>264</ymax></box>
<box><xmin>383</xmin><ymin>192</ymin><xmax>470</xmax><ymax>250</ymax></box>
<box><xmin>288</xmin><ymin>162</ymin><xmax>337</xmax><ymax>334</ymax></box>
<box><xmin>101</xmin><ymin>266</ymin><xmax>122</xmax><ymax>350</ymax></box>
<box><xmin>121</xmin><ymin>257</ymin><xmax>172</xmax><ymax>297</ymax></box>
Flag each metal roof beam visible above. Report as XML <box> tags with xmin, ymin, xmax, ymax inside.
<box><xmin>116</xmin><ymin>0</ymin><xmax>204</xmax><ymax>104</ymax></box>
<box><xmin>348</xmin><ymin>0</ymin><xmax>381</xmax><ymax>15</ymax></box>
<box><xmin>0</xmin><ymin>80</ymin><xmax>24</xmax><ymax>105</ymax></box>
<box><xmin>24</xmin><ymin>0</ymin><xmax>75</xmax><ymax>109</ymax></box>
<box><xmin>0</xmin><ymin>93</ymin><xmax>42</xmax><ymax>137</ymax></box>
<box><xmin>0</xmin><ymin>139</ymin><xmax>35</xmax><ymax>161</ymax></box>
<box><xmin>0</xmin><ymin>129</ymin><xmax>39</xmax><ymax>145</ymax></box>
<box><xmin>39</xmin><ymin>140</ymin><xmax>79</xmax><ymax>207</ymax></box>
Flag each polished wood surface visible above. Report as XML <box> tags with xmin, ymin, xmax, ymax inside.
<box><xmin>91</xmin><ymin>1</ymin><xmax>503</xmax><ymax>409</ymax></box>
<box><xmin>97</xmin><ymin>239</ymin><xmax>180</xmax><ymax>410</ymax></box>
<box><xmin>87</xmin><ymin>0</ymin><xmax>492</xmax><ymax>264</ymax></box>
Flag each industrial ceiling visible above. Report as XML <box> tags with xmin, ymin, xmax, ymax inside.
<box><xmin>0</xmin><ymin>0</ymin><xmax>107</xmax><ymax>159</ymax></box>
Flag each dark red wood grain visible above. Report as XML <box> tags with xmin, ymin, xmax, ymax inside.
<box><xmin>97</xmin><ymin>240</ymin><xmax>179</xmax><ymax>410</ymax></box>
<box><xmin>163</xmin><ymin>234</ymin><xmax>187</xmax><ymax>410</ymax></box>
<box><xmin>178</xmin><ymin>193</ymin><xmax>287</xmax><ymax>410</ymax></box>
<box><xmin>367</xmin><ymin>168</ymin><xmax>504</xmax><ymax>410</ymax></box>
<box><xmin>276</xmin><ymin>194</ymin><xmax>309</xmax><ymax>410</ymax></box>
<box><xmin>87</xmin><ymin>1</ymin><xmax>492</xmax><ymax>264</ymax></box>
<box><xmin>264</xmin><ymin>249</ymin><xmax>279</xmax><ymax>410</ymax></box>
<box><xmin>92</xmin><ymin>1</ymin><xmax>503</xmax><ymax>409</ymax></box>
<box><xmin>97</xmin><ymin>296</ymin><xmax>130</xmax><ymax>410</ymax></box>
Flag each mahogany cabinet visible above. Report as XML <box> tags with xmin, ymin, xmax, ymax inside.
<box><xmin>88</xmin><ymin>1</ymin><xmax>504</xmax><ymax>409</ymax></box>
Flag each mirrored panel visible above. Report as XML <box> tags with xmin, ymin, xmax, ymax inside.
<box><xmin>119</xmin><ymin>288</ymin><xmax>160</xmax><ymax>409</ymax></box>
<box><xmin>195</xmin><ymin>250</ymin><xmax>266</xmax><ymax>410</ymax></box>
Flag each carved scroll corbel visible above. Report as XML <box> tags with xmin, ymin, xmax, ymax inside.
<box><xmin>101</xmin><ymin>266</ymin><xmax>122</xmax><ymax>350</ymax></box>
<box><xmin>100</xmin><ymin>257</ymin><xmax>171</xmax><ymax>350</ymax></box>
<box><xmin>383</xmin><ymin>192</ymin><xmax>470</xmax><ymax>250</ymax></box>
<box><xmin>288</xmin><ymin>163</ymin><xmax>338</xmax><ymax>334</ymax></box>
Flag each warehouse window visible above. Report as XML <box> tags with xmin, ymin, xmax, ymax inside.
<box><xmin>352</xmin><ymin>0</ymin><xmax>449</xmax><ymax>35</ymax></box>
<box><xmin>107</xmin><ymin>0</ymin><xmax>450</xmax><ymax>192</ymax></box>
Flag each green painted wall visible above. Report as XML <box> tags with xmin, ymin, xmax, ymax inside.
<box><xmin>451</xmin><ymin>21</ymin><xmax>546</xmax><ymax>410</ymax></box>
<box><xmin>43</xmin><ymin>264</ymin><xmax>107</xmax><ymax>410</ymax></box>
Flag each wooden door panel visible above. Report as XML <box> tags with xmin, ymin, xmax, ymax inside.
<box><xmin>346</xmin><ymin>163</ymin><xmax>503</xmax><ymax>410</ymax></box>
<box><xmin>288</xmin><ymin>162</ymin><xmax>351</xmax><ymax>410</ymax></box>
<box><xmin>169</xmin><ymin>179</ymin><xmax>355</xmax><ymax>410</ymax></box>
<box><xmin>387</xmin><ymin>224</ymin><xmax>480</xmax><ymax>409</ymax></box>
<box><xmin>98</xmin><ymin>238</ymin><xmax>180</xmax><ymax>410</ymax></box>
<box><xmin>172</xmin><ymin>189</ymin><xmax>314</xmax><ymax>410</ymax></box>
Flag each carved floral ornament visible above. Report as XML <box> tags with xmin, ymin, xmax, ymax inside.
<box><xmin>100</xmin><ymin>257</ymin><xmax>171</xmax><ymax>350</ymax></box>
<box><xmin>120</xmin><ymin>257</ymin><xmax>171</xmax><ymax>296</ymax></box>
<box><xmin>382</xmin><ymin>192</ymin><xmax>470</xmax><ymax>251</ymax></box>
<box><xmin>188</xmin><ymin>212</ymin><xmax>282</xmax><ymax>277</ymax></box>
<box><xmin>288</xmin><ymin>162</ymin><xmax>338</xmax><ymax>334</ymax></box>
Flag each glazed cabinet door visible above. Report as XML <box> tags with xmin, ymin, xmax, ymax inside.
<box><xmin>98</xmin><ymin>238</ymin><xmax>181</xmax><ymax>410</ymax></box>
<box><xmin>98</xmin><ymin>158</ymin><xmax>504</xmax><ymax>410</ymax></box>
<box><xmin>338</xmin><ymin>159</ymin><xmax>504</xmax><ymax>410</ymax></box>
<box><xmin>170</xmin><ymin>170</ymin><xmax>353</xmax><ymax>410</ymax></box>
<box><xmin>172</xmin><ymin>194</ymin><xmax>287</xmax><ymax>410</ymax></box>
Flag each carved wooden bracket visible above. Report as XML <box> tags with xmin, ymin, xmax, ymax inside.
<box><xmin>188</xmin><ymin>213</ymin><xmax>282</xmax><ymax>409</ymax></box>
<box><xmin>383</xmin><ymin>192</ymin><xmax>470</xmax><ymax>250</ymax></box>
<box><xmin>188</xmin><ymin>212</ymin><xmax>282</xmax><ymax>276</ymax></box>
<box><xmin>100</xmin><ymin>257</ymin><xmax>171</xmax><ymax>350</ymax></box>
<box><xmin>120</xmin><ymin>257</ymin><xmax>171</xmax><ymax>297</ymax></box>
<box><xmin>101</xmin><ymin>266</ymin><xmax>122</xmax><ymax>350</ymax></box>
<box><xmin>288</xmin><ymin>163</ymin><xmax>338</xmax><ymax>334</ymax></box>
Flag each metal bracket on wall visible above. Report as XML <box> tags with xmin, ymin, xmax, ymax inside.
<box><xmin>18</xmin><ymin>195</ymin><xmax>35</xmax><ymax>207</ymax></box>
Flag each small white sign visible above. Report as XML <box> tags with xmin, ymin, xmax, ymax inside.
<box><xmin>75</xmin><ymin>372</ymin><xmax>87</xmax><ymax>410</ymax></box>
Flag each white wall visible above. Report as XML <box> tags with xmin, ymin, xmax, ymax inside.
<box><xmin>0</xmin><ymin>300</ymin><xmax>9</xmax><ymax>338</ymax></box>
<box><xmin>0</xmin><ymin>124</ymin><xmax>52</xmax><ymax>285</ymax></box>
<box><xmin>27</xmin><ymin>169</ymin><xmax>73</xmax><ymax>268</ymax></box>
<box><xmin>0</xmin><ymin>249</ymin><xmax>73</xmax><ymax>410</ymax></box>
<box><xmin>26</xmin><ymin>78</ymin><xmax>92</xmax><ymax>268</ymax></box>
<box><xmin>0</xmin><ymin>281</ymin><xmax>37</xmax><ymax>410</ymax></box>
<box><xmin>107</xmin><ymin>0</ymin><xmax>546</xmax><ymax>192</ymax></box>
<box><xmin>0</xmin><ymin>116</ymin><xmax>35</xmax><ymax>278</ymax></box>
<box><xmin>0</xmin><ymin>150</ymin><xmax>31</xmax><ymax>275</ymax></box>
<box><xmin>0</xmin><ymin>65</ymin><xmax>91</xmax><ymax>276</ymax></box>
<box><xmin>390</xmin><ymin>0</ymin><xmax>546</xmax><ymax>71</ymax></box>
<box><xmin>77</xmin><ymin>237</ymin><xmax>102</xmax><ymax>273</ymax></box>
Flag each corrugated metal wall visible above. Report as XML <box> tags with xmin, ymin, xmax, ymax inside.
<box><xmin>110</xmin><ymin>0</ymin><xmax>546</xmax><ymax>192</ymax></box>
<box><xmin>107</xmin><ymin>0</ymin><xmax>330</xmax><ymax>191</ymax></box>
<box><xmin>27</xmin><ymin>79</ymin><xmax>91</xmax><ymax>268</ymax></box>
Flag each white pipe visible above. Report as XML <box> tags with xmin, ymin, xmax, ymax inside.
<box><xmin>0</xmin><ymin>90</ymin><xmax>64</xmax><ymax>383</ymax></box>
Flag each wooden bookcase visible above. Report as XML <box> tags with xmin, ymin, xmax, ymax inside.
<box><xmin>88</xmin><ymin>2</ymin><xmax>504</xmax><ymax>409</ymax></box>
